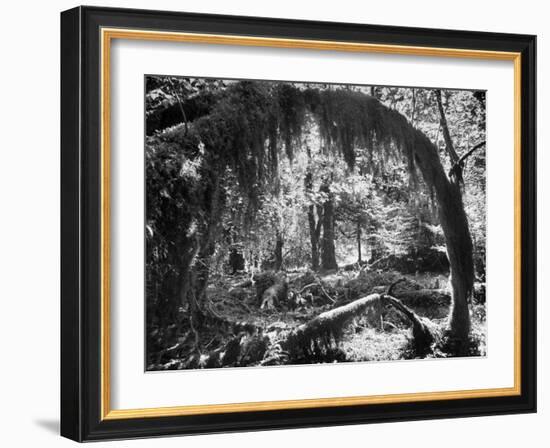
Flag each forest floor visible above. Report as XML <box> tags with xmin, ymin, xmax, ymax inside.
<box><xmin>150</xmin><ymin>268</ymin><xmax>487</xmax><ymax>370</ymax></box>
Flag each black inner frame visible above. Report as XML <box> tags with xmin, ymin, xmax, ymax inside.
<box><xmin>61</xmin><ymin>6</ymin><xmax>536</xmax><ymax>442</ymax></box>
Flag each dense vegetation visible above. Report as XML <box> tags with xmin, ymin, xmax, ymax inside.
<box><xmin>145</xmin><ymin>77</ymin><xmax>486</xmax><ymax>370</ymax></box>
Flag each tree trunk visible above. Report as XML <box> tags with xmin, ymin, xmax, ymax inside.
<box><xmin>439</xmin><ymin>183</ymin><xmax>472</xmax><ymax>344</ymax></box>
<box><xmin>432</xmin><ymin>92</ymin><xmax>473</xmax><ymax>347</ymax></box>
<box><xmin>228</xmin><ymin>247</ymin><xmax>245</xmax><ymax>274</ymax></box>
<box><xmin>274</xmin><ymin>231</ymin><xmax>284</xmax><ymax>271</ymax></box>
<box><xmin>308</xmin><ymin>206</ymin><xmax>320</xmax><ymax>270</ymax></box>
<box><xmin>435</xmin><ymin>90</ymin><xmax>459</xmax><ymax>165</ymax></box>
<box><xmin>412</xmin><ymin>132</ymin><xmax>474</xmax><ymax>347</ymax></box>
<box><xmin>305</xmin><ymin>166</ymin><xmax>322</xmax><ymax>271</ymax></box>
<box><xmin>370</xmin><ymin>86</ymin><xmax>379</xmax><ymax>99</ymax></box>
<box><xmin>356</xmin><ymin>221</ymin><xmax>362</xmax><ymax>263</ymax></box>
<box><xmin>189</xmin><ymin>245</ymin><xmax>215</xmax><ymax>326</ymax></box>
<box><xmin>320</xmin><ymin>180</ymin><xmax>338</xmax><ymax>270</ymax></box>
<box><xmin>185</xmin><ymin>172</ymin><xmax>225</xmax><ymax>328</ymax></box>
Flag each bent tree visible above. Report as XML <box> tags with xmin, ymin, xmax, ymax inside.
<box><xmin>146</xmin><ymin>80</ymin><xmax>474</xmax><ymax>350</ymax></box>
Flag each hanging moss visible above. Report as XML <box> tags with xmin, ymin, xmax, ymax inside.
<box><xmin>304</xmin><ymin>88</ymin><xmax>420</xmax><ymax>180</ymax></box>
<box><xmin>154</xmin><ymin>82</ymin><xmax>437</xmax><ymax>201</ymax></box>
<box><xmin>273</xmin><ymin>83</ymin><xmax>307</xmax><ymax>160</ymax></box>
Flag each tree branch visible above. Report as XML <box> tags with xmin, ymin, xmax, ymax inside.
<box><xmin>458</xmin><ymin>140</ymin><xmax>486</xmax><ymax>165</ymax></box>
<box><xmin>410</xmin><ymin>88</ymin><xmax>416</xmax><ymax>127</ymax></box>
<box><xmin>448</xmin><ymin>141</ymin><xmax>486</xmax><ymax>179</ymax></box>
<box><xmin>299</xmin><ymin>282</ymin><xmax>336</xmax><ymax>303</ymax></box>
<box><xmin>337</xmin><ymin>226</ymin><xmax>355</xmax><ymax>239</ymax></box>
<box><xmin>386</xmin><ymin>277</ymin><xmax>407</xmax><ymax>296</ymax></box>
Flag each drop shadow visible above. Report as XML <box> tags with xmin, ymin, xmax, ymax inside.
<box><xmin>33</xmin><ymin>418</ymin><xmax>59</xmax><ymax>435</ymax></box>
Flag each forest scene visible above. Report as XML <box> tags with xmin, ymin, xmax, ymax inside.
<box><xmin>145</xmin><ymin>75</ymin><xmax>487</xmax><ymax>371</ymax></box>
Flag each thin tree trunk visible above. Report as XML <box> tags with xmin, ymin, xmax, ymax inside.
<box><xmin>305</xmin><ymin>164</ymin><xmax>322</xmax><ymax>271</ymax></box>
<box><xmin>320</xmin><ymin>180</ymin><xmax>338</xmax><ymax>270</ymax></box>
<box><xmin>411</xmin><ymin>88</ymin><xmax>417</xmax><ymax>126</ymax></box>
<box><xmin>435</xmin><ymin>90</ymin><xmax>459</xmax><ymax>164</ymax></box>
<box><xmin>356</xmin><ymin>221</ymin><xmax>362</xmax><ymax>263</ymax></box>
<box><xmin>274</xmin><ymin>230</ymin><xmax>284</xmax><ymax>271</ymax></box>
<box><xmin>308</xmin><ymin>205</ymin><xmax>320</xmax><ymax>270</ymax></box>
<box><xmin>370</xmin><ymin>86</ymin><xmax>378</xmax><ymax>99</ymax></box>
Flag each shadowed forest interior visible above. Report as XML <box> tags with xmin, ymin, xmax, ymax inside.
<box><xmin>145</xmin><ymin>76</ymin><xmax>487</xmax><ymax>370</ymax></box>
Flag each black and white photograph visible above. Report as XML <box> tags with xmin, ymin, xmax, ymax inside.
<box><xmin>0</xmin><ymin>0</ymin><xmax>542</xmax><ymax>444</ymax></box>
<box><xmin>145</xmin><ymin>76</ymin><xmax>487</xmax><ymax>371</ymax></box>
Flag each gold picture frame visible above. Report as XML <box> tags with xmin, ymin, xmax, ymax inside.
<box><xmin>61</xmin><ymin>6</ymin><xmax>536</xmax><ymax>441</ymax></box>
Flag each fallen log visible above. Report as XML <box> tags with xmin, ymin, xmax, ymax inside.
<box><xmin>183</xmin><ymin>280</ymin><xmax>436</xmax><ymax>369</ymax></box>
<box><xmin>277</xmin><ymin>279</ymin><xmax>435</xmax><ymax>360</ymax></box>
<box><xmin>382</xmin><ymin>295</ymin><xmax>434</xmax><ymax>354</ymax></box>
<box><xmin>285</xmin><ymin>293</ymin><xmax>382</xmax><ymax>347</ymax></box>
<box><xmin>393</xmin><ymin>289</ymin><xmax>451</xmax><ymax>307</ymax></box>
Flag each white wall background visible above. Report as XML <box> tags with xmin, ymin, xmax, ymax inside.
<box><xmin>0</xmin><ymin>0</ymin><xmax>546</xmax><ymax>446</ymax></box>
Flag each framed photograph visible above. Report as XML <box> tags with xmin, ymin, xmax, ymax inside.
<box><xmin>60</xmin><ymin>6</ymin><xmax>536</xmax><ymax>442</ymax></box>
